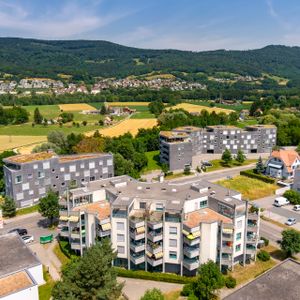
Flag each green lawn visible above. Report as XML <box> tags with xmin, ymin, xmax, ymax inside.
<box><xmin>217</xmin><ymin>175</ymin><xmax>278</xmax><ymax>200</ymax></box>
<box><xmin>185</xmin><ymin>100</ymin><xmax>252</xmax><ymax>112</ymax></box>
<box><xmin>205</xmin><ymin>159</ymin><xmax>256</xmax><ymax>172</ymax></box>
<box><xmin>131</xmin><ymin>111</ymin><xmax>155</xmax><ymax>119</ymax></box>
<box><xmin>143</xmin><ymin>151</ymin><xmax>161</xmax><ymax>173</ymax></box>
<box><xmin>38</xmin><ymin>267</ymin><xmax>55</xmax><ymax>300</ymax></box>
<box><xmin>236</xmin><ymin>119</ymin><xmax>258</xmax><ymax>128</ymax></box>
<box><xmin>23</xmin><ymin>105</ymin><xmax>61</xmax><ymax>122</ymax></box>
<box><xmin>16</xmin><ymin>204</ymin><xmax>39</xmax><ymax>216</ymax></box>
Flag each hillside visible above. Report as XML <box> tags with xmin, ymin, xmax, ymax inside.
<box><xmin>1</xmin><ymin>38</ymin><xmax>300</xmax><ymax>81</ymax></box>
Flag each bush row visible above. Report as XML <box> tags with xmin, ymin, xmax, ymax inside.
<box><xmin>240</xmin><ymin>170</ymin><xmax>276</xmax><ymax>184</ymax></box>
<box><xmin>115</xmin><ymin>267</ymin><xmax>194</xmax><ymax>284</ymax></box>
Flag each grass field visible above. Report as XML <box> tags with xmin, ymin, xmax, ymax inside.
<box><xmin>205</xmin><ymin>159</ymin><xmax>256</xmax><ymax>172</ymax></box>
<box><xmin>142</xmin><ymin>151</ymin><xmax>161</xmax><ymax>173</ymax></box>
<box><xmin>0</xmin><ymin>135</ymin><xmax>46</xmax><ymax>151</ymax></box>
<box><xmin>59</xmin><ymin>103</ymin><xmax>96</xmax><ymax>111</ymax></box>
<box><xmin>217</xmin><ymin>175</ymin><xmax>278</xmax><ymax>200</ymax></box>
<box><xmin>90</xmin><ymin>102</ymin><xmax>150</xmax><ymax>108</ymax></box>
<box><xmin>96</xmin><ymin>118</ymin><xmax>157</xmax><ymax>137</ymax></box>
<box><xmin>24</xmin><ymin>105</ymin><xmax>61</xmax><ymax>122</ymax></box>
<box><xmin>186</xmin><ymin>100</ymin><xmax>252</xmax><ymax>112</ymax></box>
<box><xmin>169</xmin><ymin>103</ymin><xmax>234</xmax><ymax>114</ymax></box>
<box><xmin>38</xmin><ymin>267</ymin><xmax>55</xmax><ymax>300</ymax></box>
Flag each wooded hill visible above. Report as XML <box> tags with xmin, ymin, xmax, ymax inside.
<box><xmin>1</xmin><ymin>38</ymin><xmax>300</xmax><ymax>83</ymax></box>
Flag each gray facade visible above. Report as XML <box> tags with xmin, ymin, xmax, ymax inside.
<box><xmin>160</xmin><ymin>125</ymin><xmax>277</xmax><ymax>171</ymax></box>
<box><xmin>293</xmin><ymin>168</ymin><xmax>300</xmax><ymax>193</ymax></box>
<box><xmin>4</xmin><ymin>152</ymin><xmax>114</xmax><ymax>208</ymax></box>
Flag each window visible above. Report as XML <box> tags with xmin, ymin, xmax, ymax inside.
<box><xmin>237</xmin><ymin>220</ymin><xmax>243</xmax><ymax>229</ymax></box>
<box><xmin>89</xmin><ymin>162</ymin><xmax>95</xmax><ymax>169</ymax></box>
<box><xmin>39</xmin><ymin>187</ymin><xmax>46</xmax><ymax>195</ymax></box>
<box><xmin>60</xmin><ymin>167</ymin><xmax>65</xmax><ymax>172</ymax></box>
<box><xmin>236</xmin><ymin>232</ymin><xmax>242</xmax><ymax>241</ymax></box>
<box><xmin>169</xmin><ymin>251</ymin><xmax>177</xmax><ymax>260</ymax></box>
<box><xmin>169</xmin><ymin>239</ymin><xmax>177</xmax><ymax>247</ymax></box>
<box><xmin>43</xmin><ymin>162</ymin><xmax>50</xmax><ymax>169</ymax></box>
<box><xmin>15</xmin><ymin>175</ymin><xmax>22</xmax><ymax>184</ymax></box>
<box><xmin>169</xmin><ymin>227</ymin><xmax>177</xmax><ymax>235</ymax></box>
<box><xmin>117</xmin><ymin>234</ymin><xmax>125</xmax><ymax>242</ymax></box>
<box><xmin>22</xmin><ymin>183</ymin><xmax>29</xmax><ymax>191</ymax></box>
<box><xmin>69</xmin><ymin>165</ymin><xmax>76</xmax><ymax>172</ymax></box>
<box><xmin>200</xmin><ymin>200</ymin><xmax>208</xmax><ymax>208</ymax></box>
<box><xmin>38</xmin><ymin>171</ymin><xmax>44</xmax><ymax>179</ymax></box>
<box><xmin>117</xmin><ymin>222</ymin><xmax>124</xmax><ymax>231</ymax></box>
<box><xmin>64</xmin><ymin>174</ymin><xmax>71</xmax><ymax>181</ymax></box>
<box><xmin>107</xmin><ymin>159</ymin><xmax>113</xmax><ymax>166</ymax></box>
<box><xmin>89</xmin><ymin>176</ymin><xmax>95</xmax><ymax>181</ymax></box>
<box><xmin>27</xmin><ymin>174</ymin><xmax>33</xmax><ymax>179</ymax></box>
<box><xmin>235</xmin><ymin>244</ymin><xmax>241</xmax><ymax>252</ymax></box>
<box><xmin>16</xmin><ymin>192</ymin><xmax>24</xmax><ymax>200</ymax></box>
<box><xmin>117</xmin><ymin>246</ymin><xmax>125</xmax><ymax>254</ymax></box>
<box><xmin>33</xmin><ymin>164</ymin><xmax>38</xmax><ymax>169</ymax></box>
<box><xmin>140</xmin><ymin>202</ymin><xmax>146</xmax><ymax>209</ymax></box>
<box><xmin>156</xmin><ymin>203</ymin><xmax>164</xmax><ymax>211</ymax></box>
<box><xmin>102</xmin><ymin>167</ymin><xmax>108</xmax><ymax>174</ymax></box>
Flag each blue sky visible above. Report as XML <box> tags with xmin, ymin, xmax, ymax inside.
<box><xmin>0</xmin><ymin>0</ymin><xmax>299</xmax><ymax>51</ymax></box>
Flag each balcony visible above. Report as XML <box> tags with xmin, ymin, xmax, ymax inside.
<box><xmin>71</xmin><ymin>242</ymin><xmax>81</xmax><ymax>250</ymax></box>
<box><xmin>246</xmin><ymin>245</ymin><xmax>256</xmax><ymax>255</ymax></box>
<box><xmin>183</xmin><ymin>258</ymin><xmax>199</xmax><ymax>271</ymax></box>
<box><xmin>221</xmin><ymin>255</ymin><xmax>232</xmax><ymax>265</ymax></box>
<box><xmin>130</xmin><ymin>229</ymin><xmax>145</xmax><ymax>241</ymax></box>
<box><xmin>222</xmin><ymin>233</ymin><xmax>234</xmax><ymax>241</ymax></box>
<box><xmin>130</xmin><ymin>241</ymin><xmax>145</xmax><ymax>253</ymax></box>
<box><xmin>247</xmin><ymin>235</ymin><xmax>257</xmax><ymax>243</ymax></box>
<box><xmin>60</xmin><ymin>228</ymin><xmax>69</xmax><ymax>238</ymax></box>
<box><xmin>183</xmin><ymin>246</ymin><xmax>199</xmax><ymax>258</ymax></box>
<box><xmin>146</xmin><ymin>257</ymin><xmax>163</xmax><ymax>267</ymax></box>
<box><xmin>248</xmin><ymin>213</ymin><xmax>259</xmax><ymax>220</ymax></box>
<box><xmin>70</xmin><ymin>231</ymin><xmax>80</xmax><ymax>239</ymax></box>
<box><xmin>147</xmin><ymin>221</ymin><xmax>163</xmax><ymax>230</ymax></box>
<box><xmin>221</xmin><ymin>246</ymin><xmax>233</xmax><ymax>254</ymax></box>
<box><xmin>147</xmin><ymin>231</ymin><xmax>163</xmax><ymax>243</ymax></box>
<box><xmin>146</xmin><ymin>244</ymin><xmax>163</xmax><ymax>255</ymax></box>
<box><xmin>130</xmin><ymin>218</ymin><xmax>145</xmax><ymax>229</ymax></box>
<box><xmin>184</xmin><ymin>236</ymin><xmax>200</xmax><ymax>246</ymax></box>
<box><xmin>130</xmin><ymin>254</ymin><xmax>145</xmax><ymax>265</ymax></box>
<box><xmin>98</xmin><ymin>230</ymin><xmax>111</xmax><ymax>238</ymax></box>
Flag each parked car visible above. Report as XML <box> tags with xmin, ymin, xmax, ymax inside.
<box><xmin>273</xmin><ymin>197</ymin><xmax>290</xmax><ymax>207</ymax></box>
<box><xmin>22</xmin><ymin>235</ymin><xmax>34</xmax><ymax>244</ymax></box>
<box><xmin>202</xmin><ymin>161</ymin><xmax>212</xmax><ymax>167</ymax></box>
<box><xmin>8</xmin><ymin>228</ymin><xmax>28</xmax><ymax>236</ymax></box>
<box><xmin>293</xmin><ymin>205</ymin><xmax>300</xmax><ymax>211</ymax></box>
<box><xmin>285</xmin><ymin>218</ymin><xmax>296</xmax><ymax>226</ymax></box>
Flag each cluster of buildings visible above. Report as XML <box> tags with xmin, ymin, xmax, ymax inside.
<box><xmin>159</xmin><ymin>124</ymin><xmax>277</xmax><ymax>171</ymax></box>
<box><xmin>58</xmin><ymin>175</ymin><xmax>260</xmax><ymax>275</ymax></box>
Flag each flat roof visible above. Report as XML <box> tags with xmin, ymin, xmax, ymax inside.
<box><xmin>59</xmin><ymin>153</ymin><xmax>110</xmax><ymax>163</ymax></box>
<box><xmin>224</xmin><ymin>259</ymin><xmax>300</xmax><ymax>300</ymax></box>
<box><xmin>184</xmin><ymin>208</ymin><xmax>232</xmax><ymax>228</ymax></box>
<box><xmin>4</xmin><ymin>151</ymin><xmax>56</xmax><ymax>164</ymax></box>
<box><xmin>159</xmin><ymin>131</ymin><xmax>189</xmax><ymax>139</ymax></box>
<box><xmin>246</xmin><ymin>124</ymin><xmax>277</xmax><ymax>129</ymax></box>
<box><xmin>0</xmin><ymin>270</ymin><xmax>35</xmax><ymax>298</ymax></box>
<box><xmin>174</xmin><ymin>126</ymin><xmax>202</xmax><ymax>132</ymax></box>
<box><xmin>72</xmin><ymin>200</ymin><xmax>110</xmax><ymax>221</ymax></box>
<box><xmin>0</xmin><ymin>233</ymin><xmax>41</xmax><ymax>277</ymax></box>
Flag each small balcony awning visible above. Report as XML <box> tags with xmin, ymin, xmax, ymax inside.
<box><xmin>101</xmin><ymin>222</ymin><xmax>111</xmax><ymax>231</ymax></box>
<box><xmin>223</xmin><ymin>228</ymin><xmax>233</xmax><ymax>234</ymax></box>
<box><xmin>59</xmin><ymin>215</ymin><xmax>69</xmax><ymax>221</ymax></box>
<box><xmin>268</xmin><ymin>163</ymin><xmax>282</xmax><ymax>169</ymax></box>
<box><xmin>69</xmin><ymin>216</ymin><xmax>79</xmax><ymax>223</ymax></box>
<box><xmin>186</xmin><ymin>231</ymin><xmax>201</xmax><ymax>240</ymax></box>
<box><xmin>154</xmin><ymin>252</ymin><xmax>163</xmax><ymax>259</ymax></box>
<box><xmin>182</xmin><ymin>229</ymin><xmax>190</xmax><ymax>236</ymax></box>
<box><xmin>146</xmin><ymin>250</ymin><xmax>152</xmax><ymax>257</ymax></box>
<box><xmin>136</xmin><ymin>226</ymin><xmax>145</xmax><ymax>234</ymax></box>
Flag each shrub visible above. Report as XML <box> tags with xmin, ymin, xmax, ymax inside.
<box><xmin>283</xmin><ymin>190</ymin><xmax>300</xmax><ymax>205</ymax></box>
<box><xmin>257</xmin><ymin>250</ymin><xmax>270</xmax><ymax>261</ymax></box>
<box><xmin>225</xmin><ymin>276</ymin><xmax>237</xmax><ymax>288</ymax></box>
<box><xmin>181</xmin><ymin>283</ymin><xmax>193</xmax><ymax>296</ymax></box>
<box><xmin>115</xmin><ymin>268</ymin><xmax>194</xmax><ymax>284</ymax></box>
<box><xmin>261</xmin><ymin>237</ymin><xmax>269</xmax><ymax>247</ymax></box>
<box><xmin>240</xmin><ymin>169</ymin><xmax>275</xmax><ymax>184</ymax></box>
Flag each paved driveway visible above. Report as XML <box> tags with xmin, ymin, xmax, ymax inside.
<box><xmin>118</xmin><ymin>277</ymin><xmax>182</xmax><ymax>300</ymax></box>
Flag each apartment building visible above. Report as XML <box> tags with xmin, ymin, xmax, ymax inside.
<box><xmin>293</xmin><ymin>168</ymin><xmax>300</xmax><ymax>193</ymax></box>
<box><xmin>58</xmin><ymin>175</ymin><xmax>260</xmax><ymax>275</ymax></box>
<box><xmin>3</xmin><ymin>151</ymin><xmax>114</xmax><ymax>208</ymax></box>
<box><xmin>160</xmin><ymin>125</ymin><xmax>277</xmax><ymax>171</ymax></box>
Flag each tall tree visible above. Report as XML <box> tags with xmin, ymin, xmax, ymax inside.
<box><xmin>141</xmin><ymin>288</ymin><xmax>164</xmax><ymax>300</ymax></box>
<box><xmin>281</xmin><ymin>229</ymin><xmax>300</xmax><ymax>257</ymax></box>
<box><xmin>52</xmin><ymin>240</ymin><xmax>123</xmax><ymax>300</ymax></box>
<box><xmin>235</xmin><ymin>149</ymin><xmax>246</xmax><ymax>164</ymax></box>
<box><xmin>38</xmin><ymin>190</ymin><xmax>59</xmax><ymax>225</ymax></box>
<box><xmin>255</xmin><ymin>156</ymin><xmax>265</xmax><ymax>174</ymax></box>
<box><xmin>221</xmin><ymin>149</ymin><xmax>232</xmax><ymax>165</ymax></box>
<box><xmin>1</xmin><ymin>196</ymin><xmax>16</xmax><ymax>218</ymax></box>
<box><xmin>34</xmin><ymin>107</ymin><xmax>43</xmax><ymax>124</ymax></box>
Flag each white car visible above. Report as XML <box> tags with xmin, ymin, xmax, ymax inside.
<box><xmin>285</xmin><ymin>218</ymin><xmax>296</xmax><ymax>226</ymax></box>
<box><xmin>293</xmin><ymin>205</ymin><xmax>300</xmax><ymax>211</ymax></box>
<box><xmin>22</xmin><ymin>235</ymin><xmax>34</xmax><ymax>244</ymax></box>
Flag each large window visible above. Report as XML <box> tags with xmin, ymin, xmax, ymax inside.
<box><xmin>169</xmin><ymin>239</ymin><xmax>177</xmax><ymax>247</ymax></box>
<box><xmin>15</xmin><ymin>175</ymin><xmax>22</xmax><ymax>184</ymax></box>
<box><xmin>218</xmin><ymin>203</ymin><xmax>234</xmax><ymax>218</ymax></box>
<box><xmin>200</xmin><ymin>200</ymin><xmax>208</xmax><ymax>208</ymax></box>
<box><xmin>169</xmin><ymin>251</ymin><xmax>177</xmax><ymax>260</ymax></box>
<box><xmin>235</xmin><ymin>244</ymin><xmax>241</xmax><ymax>252</ymax></box>
<box><xmin>236</xmin><ymin>232</ymin><xmax>242</xmax><ymax>241</ymax></box>
<box><xmin>156</xmin><ymin>203</ymin><xmax>164</xmax><ymax>211</ymax></box>
<box><xmin>117</xmin><ymin>234</ymin><xmax>125</xmax><ymax>242</ymax></box>
<box><xmin>38</xmin><ymin>171</ymin><xmax>45</xmax><ymax>179</ymax></box>
<box><xmin>117</xmin><ymin>222</ymin><xmax>125</xmax><ymax>231</ymax></box>
<box><xmin>169</xmin><ymin>227</ymin><xmax>177</xmax><ymax>235</ymax></box>
<box><xmin>140</xmin><ymin>202</ymin><xmax>146</xmax><ymax>209</ymax></box>
<box><xmin>117</xmin><ymin>246</ymin><xmax>125</xmax><ymax>254</ymax></box>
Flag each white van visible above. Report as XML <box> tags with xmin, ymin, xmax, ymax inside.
<box><xmin>273</xmin><ymin>197</ymin><xmax>290</xmax><ymax>207</ymax></box>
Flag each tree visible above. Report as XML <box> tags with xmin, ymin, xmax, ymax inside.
<box><xmin>184</xmin><ymin>165</ymin><xmax>191</xmax><ymax>175</ymax></box>
<box><xmin>47</xmin><ymin>131</ymin><xmax>68</xmax><ymax>153</ymax></box>
<box><xmin>73</xmin><ymin>137</ymin><xmax>105</xmax><ymax>153</ymax></box>
<box><xmin>283</xmin><ymin>190</ymin><xmax>300</xmax><ymax>205</ymax></box>
<box><xmin>1</xmin><ymin>197</ymin><xmax>16</xmax><ymax>218</ymax></box>
<box><xmin>255</xmin><ymin>156</ymin><xmax>265</xmax><ymax>174</ymax></box>
<box><xmin>38</xmin><ymin>190</ymin><xmax>59</xmax><ymax>225</ymax></box>
<box><xmin>93</xmin><ymin>130</ymin><xmax>101</xmax><ymax>138</ymax></box>
<box><xmin>297</xmin><ymin>143</ymin><xmax>300</xmax><ymax>154</ymax></box>
<box><xmin>235</xmin><ymin>149</ymin><xmax>246</xmax><ymax>164</ymax></box>
<box><xmin>34</xmin><ymin>107</ymin><xmax>43</xmax><ymax>124</ymax></box>
<box><xmin>281</xmin><ymin>229</ymin><xmax>300</xmax><ymax>256</ymax></box>
<box><xmin>100</xmin><ymin>104</ymin><xmax>107</xmax><ymax>115</ymax></box>
<box><xmin>187</xmin><ymin>260</ymin><xmax>224</xmax><ymax>300</ymax></box>
<box><xmin>148</xmin><ymin>100</ymin><xmax>164</xmax><ymax>117</ymax></box>
<box><xmin>82</xmin><ymin>120</ymin><xmax>87</xmax><ymax>126</ymax></box>
<box><xmin>221</xmin><ymin>149</ymin><xmax>232</xmax><ymax>165</ymax></box>
<box><xmin>52</xmin><ymin>240</ymin><xmax>123</xmax><ymax>300</ymax></box>
<box><xmin>141</xmin><ymin>288</ymin><xmax>164</xmax><ymax>300</ymax></box>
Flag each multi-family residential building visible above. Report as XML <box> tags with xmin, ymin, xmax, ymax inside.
<box><xmin>292</xmin><ymin>168</ymin><xmax>300</xmax><ymax>193</ymax></box>
<box><xmin>160</xmin><ymin>125</ymin><xmax>277</xmax><ymax>171</ymax></box>
<box><xmin>265</xmin><ymin>149</ymin><xmax>300</xmax><ymax>179</ymax></box>
<box><xmin>3</xmin><ymin>151</ymin><xmax>114</xmax><ymax>208</ymax></box>
<box><xmin>0</xmin><ymin>232</ymin><xmax>44</xmax><ymax>300</ymax></box>
<box><xmin>58</xmin><ymin>175</ymin><xmax>260</xmax><ymax>275</ymax></box>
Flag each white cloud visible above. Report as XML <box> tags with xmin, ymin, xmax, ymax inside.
<box><xmin>0</xmin><ymin>0</ymin><xmax>125</xmax><ymax>39</ymax></box>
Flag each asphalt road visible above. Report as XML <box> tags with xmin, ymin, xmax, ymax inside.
<box><xmin>259</xmin><ymin>219</ymin><xmax>282</xmax><ymax>244</ymax></box>
<box><xmin>0</xmin><ymin>212</ymin><xmax>57</xmax><ymax>244</ymax></box>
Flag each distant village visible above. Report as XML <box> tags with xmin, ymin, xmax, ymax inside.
<box><xmin>0</xmin><ymin>77</ymin><xmax>207</xmax><ymax>96</ymax></box>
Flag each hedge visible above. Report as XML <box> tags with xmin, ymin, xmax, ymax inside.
<box><xmin>240</xmin><ymin>170</ymin><xmax>275</xmax><ymax>184</ymax></box>
<box><xmin>58</xmin><ymin>239</ymin><xmax>77</xmax><ymax>259</ymax></box>
<box><xmin>115</xmin><ymin>267</ymin><xmax>195</xmax><ymax>284</ymax></box>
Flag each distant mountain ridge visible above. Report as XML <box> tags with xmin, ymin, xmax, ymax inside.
<box><xmin>0</xmin><ymin>37</ymin><xmax>300</xmax><ymax>81</ymax></box>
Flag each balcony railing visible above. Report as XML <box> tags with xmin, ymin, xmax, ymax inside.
<box><xmin>130</xmin><ymin>242</ymin><xmax>145</xmax><ymax>253</ymax></box>
<box><xmin>130</xmin><ymin>219</ymin><xmax>145</xmax><ymax>229</ymax></box>
<box><xmin>130</xmin><ymin>231</ymin><xmax>145</xmax><ymax>241</ymax></box>
<box><xmin>221</xmin><ymin>246</ymin><xmax>233</xmax><ymax>254</ymax></box>
<box><xmin>146</xmin><ymin>257</ymin><xmax>163</xmax><ymax>267</ymax></box>
<box><xmin>183</xmin><ymin>246</ymin><xmax>199</xmax><ymax>258</ymax></box>
<box><xmin>130</xmin><ymin>254</ymin><xmax>145</xmax><ymax>265</ymax></box>
<box><xmin>183</xmin><ymin>258</ymin><xmax>199</xmax><ymax>271</ymax></box>
<box><xmin>146</xmin><ymin>244</ymin><xmax>163</xmax><ymax>255</ymax></box>
<box><xmin>147</xmin><ymin>231</ymin><xmax>163</xmax><ymax>243</ymax></box>
<box><xmin>71</xmin><ymin>242</ymin><xmax>81</xmax><ymax>250</ymax></box>
<box><xmin>147</xmin><ymin>220</ymin><xmax>163</xmax><ymax>230</ymax></box>
<box><xmin>184</xmin><ymin>236</ymin><xmax>200</xmax><ymax>246</ymax></box>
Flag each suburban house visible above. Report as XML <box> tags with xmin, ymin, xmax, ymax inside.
<box><xmin>265</xmin><ymin>149</ymin><xmax>300</xmax><ymax>179</ymax></box>
<box><xmin>59</xmin><ymin>175</ymin><xmax>260</xmax><ymax>276</ymax></box>
<box><xmin>0</xmin><ymin>232</ymin><xmax>44</xmax><ymax>300</ymax></box>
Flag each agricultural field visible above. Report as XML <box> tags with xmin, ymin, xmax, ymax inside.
<box><xmin>90</xmin><ymin>102</ymin><xmax>150</xmax><ymax>108</ymax></box>
<box><xmin>186</xmin><ymin>100</ymin><xmax>252</xmax><ymax>112</ymax></box>
<box><xmin>169</xmin><ymin>103</ymin><xmax>234</xmax><ymax>114</ymax></box>
<box><xmin>0</xmin><ymin>135</ymin><xmax>46</xmax><ymax>151</ymax></box>
<box><xmin>58</xmin><ymin>103</ymin><xmax>96</xmax><ymax>111</ymax></box>
<box><xmin>95</xmin><ymin>118</ymin><xmax>157</xmax><ymax>137</ymax></box>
